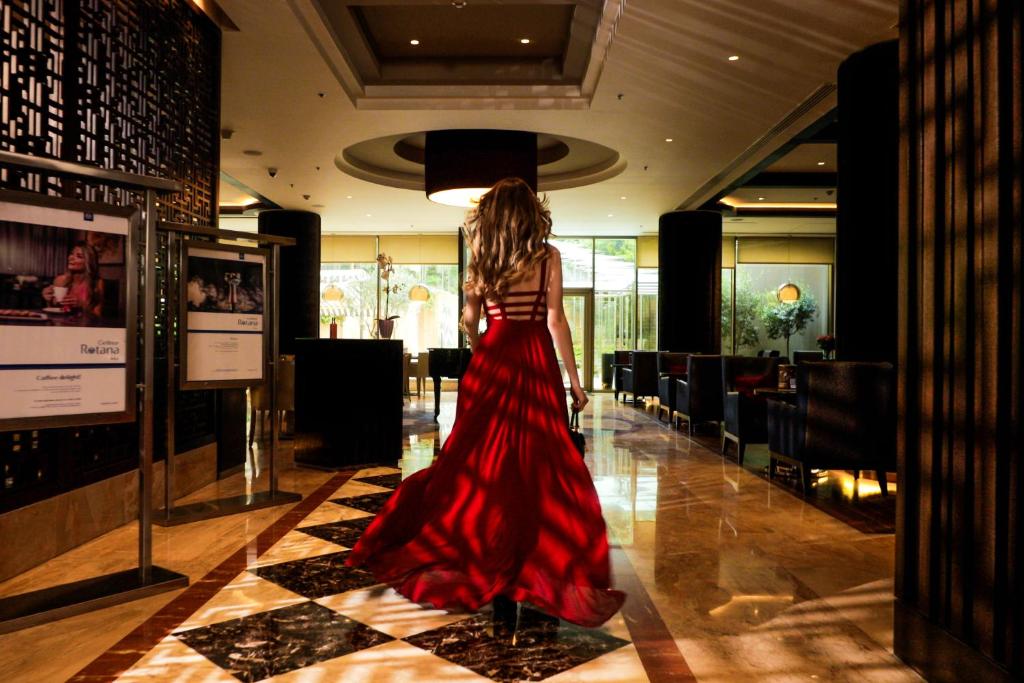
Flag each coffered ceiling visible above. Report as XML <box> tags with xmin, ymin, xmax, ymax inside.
<box><xmin>216</xmin><ymin>0</ymin><xmax>897</xmax><ymax>235</ymax></box>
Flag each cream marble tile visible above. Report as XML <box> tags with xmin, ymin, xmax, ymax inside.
<box><xmin>330</xmin><ymin>479</ymin><xmax>394</xmax><ymax>498</ymax></box>
<box><xmin>296</xmin><ymin>501</ymin><xmax>375</xmax><ymax>529</ymax></box>
<box><xmin>543</xmin><ymin>644</ymin><xmax>648</xmax><ymax>683</ymax></box>
<box><xmin>270</xmin><ymin>639</ymin><xmax>490</xmax><ymax>682</ymax></box>
<box><xmin>315</xmin><ymin>585</ymin><xmax>468</xmax><ymax>639</ymax></box>
<box><xmin>116</xmin><ymin>635</ymin><xmax>236</xmax><ymax>683</ymax></box>
<box><xmin>174</xmin><ymin>572</ymin><xmax>308</xmax><ymax>632</ymax></box>
<box><xmin>249</xmin><ymin>529</ymin><xmax>345</xmax><ymax>568</ymax></box>
<box><xmin>352</xmin><ymin>466</ymin><xmax>403</xmax><ymax>479</ymax></box>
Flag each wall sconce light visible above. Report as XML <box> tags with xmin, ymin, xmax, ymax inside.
<box><xmin>322</xmin><ymin>285</ymin><xmax>344</xmax><ymax>302</ymax></box>
<box><xmin>409</xmin><ymin>284</ymin><xmax>430</xmax><ymax>302</ymax></box>
<box><xmin>776</xmin><ymin>282</ymin><xmax>801</xmax><ymax>303</ymax></box>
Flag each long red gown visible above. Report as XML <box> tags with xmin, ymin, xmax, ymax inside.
<box><xmin>346</xmin><ymin>258</ymin><xmax>625</xmax><ymax>627</ymax></box>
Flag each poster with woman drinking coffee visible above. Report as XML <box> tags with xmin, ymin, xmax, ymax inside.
<box><xmin>182</xmin><ymin>242</ymin><xmax>266</xmax><ymax>388</ymax></box>
<box><xmin>0</xmin><ymin>192</ymin><xmax>133</xmax><ymax>426</ymax></box>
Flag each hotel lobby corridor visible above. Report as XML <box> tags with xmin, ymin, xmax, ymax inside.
<box><xmin>0</xmin><ymin>395</ymin><xmax>919</xmax><ymax>682</ymax></box>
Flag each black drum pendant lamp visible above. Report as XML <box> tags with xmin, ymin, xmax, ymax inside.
<box><xmin>424</xmin><ymin>129</ymin><xmax>538</xmax><ymax>207</ymax></box>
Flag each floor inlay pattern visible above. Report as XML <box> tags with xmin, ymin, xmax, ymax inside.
<box><xmin>405</xmin><ymin>607</ymin><xmax>630</xmax><ymax>682</ymax></box>
<box><xmin>113</xmin><ymin>461</ymin><xmax>643</xmax><ymax>682</ymax></box>
<box><xmin>174</xmin><ymin>601</ymin><xmax>394</xmax><ymax>682</ymax></box>
<box><xmin>329</xmin><ymin>491</ymin><xmax>394</xmax><ymax>514</ymax></box>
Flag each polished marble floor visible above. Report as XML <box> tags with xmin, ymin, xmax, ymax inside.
<box><xmin>0</xmin><ymin>394</ymin><xmax>921</xmax><ymax>682</ymax></box>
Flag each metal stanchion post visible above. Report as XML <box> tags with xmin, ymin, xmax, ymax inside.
<box><xmin>139</xmin><ymin>189</ymin><xmax>158</xmax><ymax>582</ymax></box>
<box><xmin>164</xmin><ymin>231</ymin><xmax>177</xmax><ymax>521</ymax></box>
<box><xmin>269</xmin><ymin>244</ymin><xmax>280</xmax><ymax>497</ymax></box>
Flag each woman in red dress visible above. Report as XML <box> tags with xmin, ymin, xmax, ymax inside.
<box><xmin>347</xmin><ymin>177</ymin><xmax>625</xmax><ymax>631</ymax></box>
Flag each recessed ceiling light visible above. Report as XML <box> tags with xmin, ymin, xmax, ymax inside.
<box><xmin>520</xmin><ymin>38</ymin><xmax>531</xmax><ymax>44</ymax></box>
<box><xmin>620</xmin><ymin>196</ymin><xmax>627</xmax><ymax>200</ymax></box>
<box><xmin>728</xmin><ymin>55</ymin><xmax>740</xmax><ymax>61</ymax></box>
<box><xmin>410</xmin><ymin>39</ymin><xmax>420</xmax><ymax>46</ymax></box>
<box><xmin>346</xmin><ymin>195</ymin><xmax>353</xmax><ymax>199</ymax></box>
<box><xmin>817</xmin><ymin>161</ymin><xmax>826</xmax><ymax>166</ymax></box>
<box><xmin>366</xmin><ymin>213</ymin><xmax>372</xmax><ymax>217</ymax></box>
<box><xmin>758</xmin><ymin>196</ymin><xmax>765</xmax><ymax>201</ymax></box>
<box><xmin>607</xmin><ymin>213</ymin><xmax>614</xmax><ymax>218</ymax></box>
<box><xmin>665</xmin><ymin>138</ymin><xmax>673</xmax><ymax>142</ymax></box>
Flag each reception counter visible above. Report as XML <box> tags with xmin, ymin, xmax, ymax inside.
<box><xmin>293</xmin><ymin>338</ymin><xmax>403</xmax><ymax>470</ymax></box>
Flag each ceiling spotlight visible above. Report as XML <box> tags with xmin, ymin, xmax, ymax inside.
<box><xmin>620</xmin><ymin>196</ymin><xmax>627</xmax><ymax>200</ymax></box>
<box><xmin>366</xmin><ymin>213</ymin><xmax>372</xmax><ymax>217</ymax></box>
<box><xmin>665</xmin><ymin>138</ymin><xmax>673</xmax><ymax>142</ymax></box>
<box><xmin>520</xmin><ymin>38</ymin><xmax>531</xmax><ymax>44</ymax></box>
<box><xmin>410</xmin><ymin>39</ymin><xmax>420</xmax><ymax>45</ymax></box>
<box><xmin>758</xmin><ymin>196</ymin><xmax>765</xmax><ymax>201</ymax></box>
<box><xmin>346</xmin><ymin>195</ymin><xmax>353</xmax><ymax>199</ymax></box>
<box><xmin>817</xmin><ymin>161</ymin><xmax>826</xmax><ymax>166</ymax></box>
<box><xmin>728</xmin><ymin>55</ymin><xmax>740</xmax><ymax>61</ymax></box>
<box><xmin>452</xmin><ymin>0</ymin><xmax>466</xmax><ymax>6</ymax></box>
<box><xmin>607</xmin><ymin>213</ymin><xmax>614</xmax><ymax>218</ymax></box>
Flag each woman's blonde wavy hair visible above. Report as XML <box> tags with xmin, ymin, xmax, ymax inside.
<box><xmin>463</xmin><ymin>177</ymin><xmax>552</xmax><ymax>301</ymax></box>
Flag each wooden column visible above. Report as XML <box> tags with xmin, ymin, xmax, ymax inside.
<box><xmin>896</xmin><ymin>1</ymin><xmax>1023</xmax><ymax>681</ymax></box>
<box><xmin>657</xmin><ymin>210</ymin><xmax>721</xmax><ymax>354</ymax></box>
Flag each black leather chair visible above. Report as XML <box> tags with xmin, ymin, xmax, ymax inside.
<box><xmin>766</xmin><ymin>362</ymin><xmax>895</xmax><ymax>496</ymax></box>
<box><xmin>721</xmin><ymin>356</ymin><xmax>780</xmax><ymax>463</ymax></box>
<box><xmin>621</xmin><ymin>351</ymin><xmax>659</xmax><ymax>406</ymax></box>
<box><xmin>612</xmin><ymin>350</ymin><xmax>631</xmax><ymax>401</ymax></box>
<box><xmin>673</xmin><ymin>355</ymin><xmax>723</xmax><ymax>435</ymax></box>
<box><xmin>792</xmin><ymin>350</ymin><xmax>825</xmax><ymax>364</ymax></box>
<box><xmin>656</xmin><ymin>352</ymin><xmax>691</xmax><ymax>422</ymax></box>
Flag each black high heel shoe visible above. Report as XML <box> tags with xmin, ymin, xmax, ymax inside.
<box><xmin>491</xmin><ymin>595</ymin><xmax>519</xmax><ymax>641</ymax></box>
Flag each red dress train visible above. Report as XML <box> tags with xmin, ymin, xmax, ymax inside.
<box><xmin>346</xmin><ymin>259</ymin><xmax>625</xmax><ymax>627</ymax></box>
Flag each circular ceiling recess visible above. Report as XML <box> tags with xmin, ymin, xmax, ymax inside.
<box><xmin>337</xmin><ymin>129</ymin><xmax>626</xmax><ymax>194</ymax></box>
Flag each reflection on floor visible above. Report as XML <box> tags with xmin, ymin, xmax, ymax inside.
<box><xmin>0</xmin><ymin>395</ymin><xmax>921</xmax><ymax>682</ymax></box>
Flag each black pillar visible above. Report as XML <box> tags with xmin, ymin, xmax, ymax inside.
<box><xmin>897</xmin><ymin>2</ymin><xmax>1023</xmax><ymax>681</ymax></box>
<box><xmin>657</xmin><ymin>210</ymin><xmax>721</xmax><ymax>353</ymax></box>
<box><xmin>258</xmin><ymin>210</ymin><xmax>321</xmax><ymax>355</ymax></box>
<box><xmin>835</xmin><ymin>40</ymin><xmax>899</xmax><ymax>364</ymax></box>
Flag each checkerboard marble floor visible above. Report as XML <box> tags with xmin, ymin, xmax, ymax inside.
<box><xmin>118</xmin><ymin>467</ymin><xmax>645</xmax><ymax>683</ymax></box>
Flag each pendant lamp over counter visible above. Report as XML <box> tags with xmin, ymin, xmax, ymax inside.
<box><xmin>424</xmin><ymin>130</ymin><xmax>538</xmax><ymax>207</ymax></box>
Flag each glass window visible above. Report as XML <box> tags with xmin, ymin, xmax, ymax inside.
<box><xmin>549</xmin><ymin>237</ymin><xmax>594</xmax><ymax>288</ymax></box>
<box><xmin>319</xmin><ymin>263</ymin><xmax>378</xmax><ymax>340</ymax></box>
<box><xmin>593</xmin><ymin>239</ymin><xmax>637</xmax><ymax>388</ymax></box>
<box><xmin>388</xmin><ymin>264</ymin><xmax>460</xmax><ymax>353</ymax></box>
<box><xmin>733</xmin><ymin>263</ymin><xmax>831</xmax><ymax>357</ymax></box>
<box><xmin>637</xmin><ymin>268</ymin><xmax>658</xmax><ymax>351</ymax></box>
<box><xmin>721</xmin><ymin>268</ymin><xmax>734</xmax><ymax>355</ymax></box>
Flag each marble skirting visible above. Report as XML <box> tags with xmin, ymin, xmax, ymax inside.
<box><xmin>0</xmin><ymin>443</ymin><xmax>216</xmax><ymax>582</ymax></box>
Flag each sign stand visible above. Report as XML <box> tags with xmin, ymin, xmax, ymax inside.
<box><xmin>0</xmin><ymin>150</ymin><xmax>188</xmax><ymax>634</ymax></box>
<box><xmin>153</xmin><ymin>222</ymin><xmax>300</xmax><ymax>526</ymax></box>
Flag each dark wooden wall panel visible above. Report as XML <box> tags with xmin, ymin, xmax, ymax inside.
<box><xmin>897</xmin><ymin>0</ymin><xmax>1023</xmax><ymax>680</ymax></box>
<box><xmin>0</xmin><ymin>0</ymin><xmax>221</xmax><ymax>513</ymax></box>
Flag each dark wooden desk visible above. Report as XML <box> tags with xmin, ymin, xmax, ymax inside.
<box><xmin>294</xmin><ymin>338</ymin><xmax>403</xmax><ymax>470</ymax></box>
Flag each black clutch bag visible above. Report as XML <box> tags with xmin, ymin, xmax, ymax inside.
<box><xmin>569</xmin><ymin>409</ymin><xmax>585</xmax><ymax>457</ymax></box>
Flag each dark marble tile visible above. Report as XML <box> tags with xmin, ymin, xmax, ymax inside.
<box><xmin>251</xmin><ymin>551</ymin><xmax>380</xmax><ymax>599</ymax></box>
<box><xmin>353</xmin><ymin>473</ymin><xmax>403</xmax><ymax>489</ymax></box>
<box><xmin>296</xmin><ymin>517</ymin><xmax>375</xmax><ymax>548</ymax></box>
<box><xmin>330</xmin><ymin>491</ymin><xmax>394</xmax><ymax>514</ymax></box>
<box><xmin>175</xmin><ymin>601</ymin><xmax>393</xmax><ymax>682</ymax></box>
<box><xmin>405</xmin><ymin>606</ymin><xmax>629</xmax><ymax>682</ymax></box>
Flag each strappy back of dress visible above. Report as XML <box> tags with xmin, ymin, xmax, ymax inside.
<box><xmin>485</xmin><ymin>256</ymin><xmax>548</xmax><ymax>322</ymax></box>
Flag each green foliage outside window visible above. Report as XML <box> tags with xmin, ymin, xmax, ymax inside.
<box><xmin>758</xmin><ymin>288</ymin><xmax>818</xmax><ymax>357</ymax></box>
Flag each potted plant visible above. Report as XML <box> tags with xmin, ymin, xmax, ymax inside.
<box><xmin>376</xmin><ymin>253</ymin><xmax>402</xmax><ymax>339</ymax></box>
<box><xmin>816</xmin><ymin>334</ymin><xmax>836</xmax><ymax>359</ymax></box>
<box><xmin>759</xmin><ymin>291</ymin><xmax>818</xmax><ymax>357</ymax></box>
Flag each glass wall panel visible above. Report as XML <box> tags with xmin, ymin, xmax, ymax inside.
<box><xmin>637</xmin><ymin>268</ymin><xmax>658</xmax><ymax>351</ymax></box>
<box><xmin>388</xmin><ymin>264</ymin><xmax>460</xmax><ymax>353</ymax></box>
<box><xmin>721</xmin><ymin>268</ymin><xmax>734</xmax><ymax>355</ymax></box>
<box><xmin>733</xmin><ymin>263</ymin><xmax>831</xmax><ymax>357</ymax></box>
<box><xmin>549</xmin><ymin>237</ymin><xmax>594</xmax><ymax>288</ymax></box>
<box><xmin>319</xmin><ymin>263</ymin><xmax>378</xmax><ymax>339</ymax></box>
<box><xmin>593</xmin><ymin>239</ymin><xmax>636</xmax><ymax>387</ymax></box>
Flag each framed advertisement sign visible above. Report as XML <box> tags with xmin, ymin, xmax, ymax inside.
<box><xmin>180</xmin><ymin>241</ymin><xmax>268</xmax><ymax>389</ymax></box>
<box><xmin>0</xmin><ymin>190</ymin><xmax>137</xmax><ymax>430</ymax></box>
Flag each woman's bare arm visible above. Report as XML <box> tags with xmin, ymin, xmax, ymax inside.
<box><xmin>545</xmin><ymin>247</ymin><xmax>588</xmax><ymax>410</ymax></box>
<box><xmin>462</xmin><ymin>291</ymin><xmax>483</xmax><ymax>351</ymax></box>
